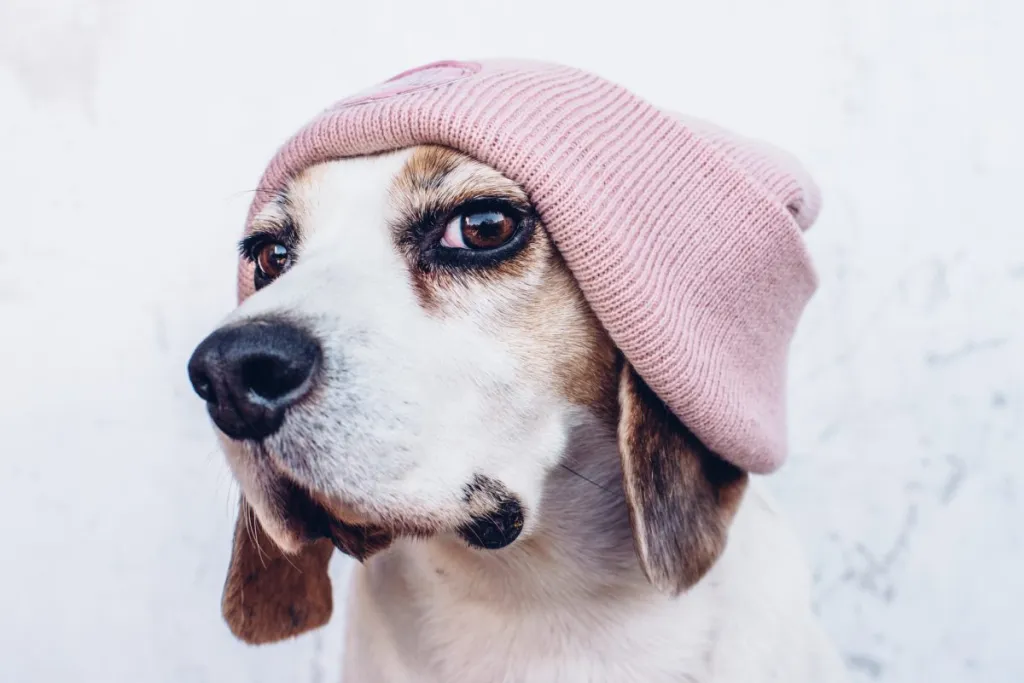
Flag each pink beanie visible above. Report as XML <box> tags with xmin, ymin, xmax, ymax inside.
<box><xmin>238</xmin><ymin>60</ymin><xmax>821</xmax><ymax>474</ymax></box>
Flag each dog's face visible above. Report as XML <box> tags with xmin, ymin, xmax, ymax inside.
<box><xmin>189</xmin><ymin>146</ymin><xmax>747</xmax><ymax>644</ymax></box>
<box><xmin>197</xmin><ymin>146</ymin><xmax>617</xmax><ymax>551</ymax></box>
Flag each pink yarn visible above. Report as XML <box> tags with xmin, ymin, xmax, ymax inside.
<box><xmin>238</xmin><ymin>59</ymin><xmax>821</xmax><ymax>474</ymax></box>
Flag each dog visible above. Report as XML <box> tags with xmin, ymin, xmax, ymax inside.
<box><xmin>187</xmin><ymin>142</ymin><xmax>848</xmax><ymax>682</ymax></box>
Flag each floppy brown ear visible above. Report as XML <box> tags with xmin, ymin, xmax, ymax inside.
<box><xmin>617</xmin><ymin>362</ymin><xmax>748</xmax><ymax>595</ymax></box>
<box><xmin>221</xmin><ymin>499</ymin><xmax>334</xmax><ymax>644</ymax></box>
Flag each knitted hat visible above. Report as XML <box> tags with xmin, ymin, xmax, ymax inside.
<box><xmin>238</xmin><ymin>60</ymin><xmax>821</xmax><ymax>475</ymax></box>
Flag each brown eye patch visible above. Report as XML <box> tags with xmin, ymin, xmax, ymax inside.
<box><xmin>389</xmin><ymin>147</ymin><xmax>542</xmax><ymax>294</ymax></box>
<box><xmin>389</xmin><ymin>148</ymin><xmax>552</xmax><ymax>311</ymax></box>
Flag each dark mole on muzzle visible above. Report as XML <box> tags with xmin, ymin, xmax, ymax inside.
<box><xmin>457</xmin><ymin>475</ymin><xmax>524</xmax><ymax>550</ymax></box>
<box><xmin>458</xmin><ymin>499</ymin><xmax>524</xmax><ymax>550</ymax></box>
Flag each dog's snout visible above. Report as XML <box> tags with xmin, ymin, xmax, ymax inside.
<box><xmin>187</xmin><ymin>319</ymin><xmax>322</xmax><ymax>441</ymax></box>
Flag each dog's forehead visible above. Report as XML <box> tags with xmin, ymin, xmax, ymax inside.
<box><xmin>252</xmin><ymin>146</ymin><xmax>530</xmax><ymax>235</ymax></box>
<box><xmin>284</xmin><ymin>150</ymin><xmax>413</xmax><ymax>234</ymax></box>
<box><xmin>392</xmin><ymin>146</ymin><xmax>530</xmax><ymax>208</ymax></box>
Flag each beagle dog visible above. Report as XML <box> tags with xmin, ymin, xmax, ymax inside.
<box><xmin>188</xmin><ymin>146</ymin><xmax>848</xmax><ymax>682</ymax></box>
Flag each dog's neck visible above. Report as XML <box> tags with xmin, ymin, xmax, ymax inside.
<box><xmin>345</xmin><ymin>415</ymin><xmax>843</xmax><ymax>683</ymax></box>
<box><xmin>371</xmin><ymin>414</ymin><xmax>653</xmax><ymax>611</ymax></box>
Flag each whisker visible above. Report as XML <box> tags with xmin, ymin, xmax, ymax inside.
<box><xmin>227</xmin><ymin>188</ymin><xmax>274</xmax><ymax>199</ymax></box>
<box><xmin>559</xmin><ymin>463</ymin><xmax>616</xmax><ymax>495</ymax></box>
<box><xmin>246</xmin><ymin>503</ymin><xmax>270</xmax><ymax>569</ymax></box>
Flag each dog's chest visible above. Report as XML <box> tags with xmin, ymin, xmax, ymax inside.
<box><xmin>420</xmin><ymin>597</ymin><xmax>707</xmax><ymax>683</ymax></box>
<box><xmin>345</xmin><ymin>559</ymin><xmax>716</xmax><ymax>683</ymax></box>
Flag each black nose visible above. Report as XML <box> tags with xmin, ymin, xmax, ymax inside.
<box><xmin>187</xmin><ymin>319</ymin><xmax>322</xmax><ymax>441</ymax></box>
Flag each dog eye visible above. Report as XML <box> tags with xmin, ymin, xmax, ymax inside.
<box><xmin>441</xmin><ymin>210</ymin><xmax>517</xmax><ymax>250</ymax></box>
<box><xmin>255</xmin><ymin>242</ymin><xmax>291</xmax><ymax>282</ymax></box>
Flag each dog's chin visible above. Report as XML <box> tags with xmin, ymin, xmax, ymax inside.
<box><xmin>254</xmin><ymin>474</ymin><xmax>527</xmax><ymax>559</ymax></box>
<box><xmin>235</xmin><ymin>440</ymin><xmax>529</xmax><ymax>558</ymax></box>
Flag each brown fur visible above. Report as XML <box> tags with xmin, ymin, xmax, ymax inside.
<box><xmin>222</xmin><ymin>500</ymin><xmax>334</xmax><ymax>644</ymax></box>
<box><xmin>396</xmin><ymin>146</ymin><xmax>531</xmax><ymax>207</ymax></box>
<box><xmin>511</xmin><ymin>254</ymin><xmax>619</xmax><ymax>419</ymax></box>
<box><xmin>617</xmin><ymin>362</ymin><xmax>748</xmax><ymax>594</ymax></box>
<box><xmin>389</xmin><ymin>146</ymin><xmax>542</xmax><ymax>311</ymax></box>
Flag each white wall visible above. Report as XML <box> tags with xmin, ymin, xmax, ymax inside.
<box><xmin>1</xmin><ymin>0</ymin><xmax>1021</xmax><ymax>681</ymax></box>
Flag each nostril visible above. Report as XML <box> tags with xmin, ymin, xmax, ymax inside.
<box><xmin>193</xmin><ymin>373</ymin><xmax>215</xmax><ymax>403</ymax></box>
<box><xmin>187</xmin><ymin>346</ymin><xmax>219</xmax><ymax>403</ymax></box>
<box><xmin>240</xmin><ymin>354</ymin><xmax>308</xmax><ymax>401</ymax></box>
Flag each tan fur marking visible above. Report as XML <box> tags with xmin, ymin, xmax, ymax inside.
<box><xmin>508</xmin><ymin>252</ymin><xmax>619</xmax><ymax>417</ymax></box>
<box><xmin>387</xmin><ymin>146</ymin><xmax>539</xmax><ymax>310</ymax></box>
<box><xmin>391</xmin><ymin>146</ymin><xmax>618</xmax><ymax>415</ymax></box>
<box><xmin>396</xmin><ymin>145</ymin><xmax>530</xmax><ymax>207</ymax></box>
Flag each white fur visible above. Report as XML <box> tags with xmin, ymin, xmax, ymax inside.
<box><xmin>217</xmin><ymin>150</ymin><xmax>848</xmax><ymax>682</ymax></box>
<box><xmin>344</xmin><ymin>483</ymin><xmax>848</xmax><ymax>682</ymax></box>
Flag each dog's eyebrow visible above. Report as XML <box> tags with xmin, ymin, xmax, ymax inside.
<box><xmin>391</xmin><ymin>148</ymin><xmax>534</xmax><ymax>235</ymax></box>
<box><xmin>248</xmin><ymin>194</ymin><xmax>299</xmax><ymax>240</ymax></box>
<box><xmin>239</xmin><ymin>194</ymin><xmax>299</xmax><ymax>257</ymax></box>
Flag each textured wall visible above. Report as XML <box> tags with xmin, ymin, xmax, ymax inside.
<box><xmin>1</xmin><ymin>0</ymin><xmax>1021</xmax><ymax>681</ymax></box>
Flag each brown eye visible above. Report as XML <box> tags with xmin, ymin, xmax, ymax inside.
<box><xmin>256</xmin><ymin>242</ymin><xmax>290</xmax><ymax>280</ymax></box>
<box><xmin>442</xmin><ymin>211</ymin><xmax>517</xmax><ymax>250</ymax></box>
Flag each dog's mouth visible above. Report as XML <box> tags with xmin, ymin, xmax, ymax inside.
<box><xmin>266</xmin><ymin>476</ymin><xmax>526</xmax><ymax>562</ymax></box>
<box><xmin>263</xmin><ymin>472</ymin><xmax>526</xmax><ymax>560</ymax></box>
<box><xmin>272</xmin><ymin>478</ymin><xmax>394</xmax><ymax>561</ymax></box>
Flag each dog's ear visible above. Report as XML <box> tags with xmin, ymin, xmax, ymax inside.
<box><xmin>616</xmin><ymin>362</ymin><xmax>748</xmax><ymax>595</ymax></box>
<box><xmin>221</xmin><ymin>499</ymin><xmax>334</xmax><ymax>645</ymax></box>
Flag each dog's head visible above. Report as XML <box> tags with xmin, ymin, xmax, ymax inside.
<box><xmin>188</xmin><ymin>146</ymin><xmax>747</xmax><ymax>644</ymax></box>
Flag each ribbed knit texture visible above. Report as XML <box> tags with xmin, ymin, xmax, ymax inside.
<box><xmin>237</xmin><ymin>59</ymin><xmax>821</xmax><ymax>474</ymax></box>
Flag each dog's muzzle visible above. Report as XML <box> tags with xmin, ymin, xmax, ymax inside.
<box><xmin>188</xmin><ymin>318</ymin><xmax>527</xmax><ymax>557</ymax></box>
<box><xmin>187</xmin><ymin>318</ymin><xmax>321</xmax><ymax>441</ymax></box>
